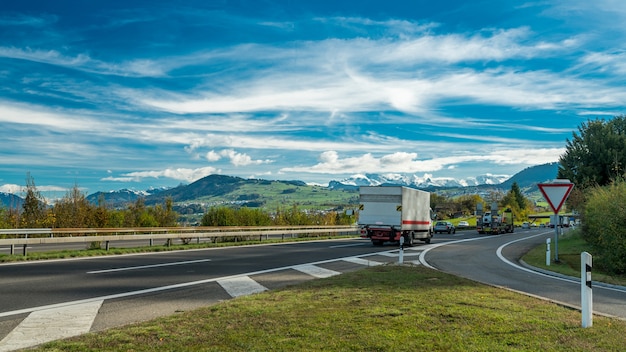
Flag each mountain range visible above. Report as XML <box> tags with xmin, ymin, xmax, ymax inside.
<box><xmin>1</xmin><ymin>163</ymin><xmax>560</xmax><ymax>209</ymax></box>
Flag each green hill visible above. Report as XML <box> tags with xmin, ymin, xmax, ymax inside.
<box><xmin>147</xmin><ymin>174</ymin><xmax>358</xmax><ymax>211</ymax></box>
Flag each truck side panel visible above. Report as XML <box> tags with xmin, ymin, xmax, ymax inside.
<box><xmin>400</xmin><ymin>187</ymin><xmax>431</xmax><ymax>234</ymax></box>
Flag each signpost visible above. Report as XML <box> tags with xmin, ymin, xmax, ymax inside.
<box><xmin>538</xmin><ymin>179</ymin><xmax>574</xmax><ymax>263</ymax></box>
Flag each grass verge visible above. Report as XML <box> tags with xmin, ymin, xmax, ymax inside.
<box><xmin>521</xmin><ymin>229</ymin><xmax>626</xmax><ymax>287</ymax></box>
<box><xmin>36</xmin><ymin>265</ymin><xmax>626</xmax><ymax>351</ymax></box>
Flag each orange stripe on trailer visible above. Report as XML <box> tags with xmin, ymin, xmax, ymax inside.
<box><xmin>402</xmin><ymin>220</ymin><xmax>431</xmax><ymax>225</ymax></box>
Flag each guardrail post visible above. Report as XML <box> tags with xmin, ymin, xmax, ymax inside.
<box><xmin>22</xmin><ymin>244</ymin><xmax>27</xmax><ymax>256</ymax></box>
<box><xmin>150</xmin><ymin>238</ymin><xmax>153</xmax><ymax>246</ymax></box>
<box><xmin>105</xmin><ymin>241</ymin><xmax>110</xmax><ymax>251</ymax></box>
<box><xmin>10</xmin><ymin>244</ymin><xmax>14</xmax><ymax>255</ymax></box>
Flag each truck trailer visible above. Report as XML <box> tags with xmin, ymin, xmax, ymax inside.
<box><xmin>475</xmin><ymin>202</ymin><xmax>514</xmax><ymax>235</ymax></box>
<box><xmin>358</xmin><ymin>186</ymin><xmax>433</xmax><ymax>246</ymax></box>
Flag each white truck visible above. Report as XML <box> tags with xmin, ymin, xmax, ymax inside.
<box><xmin>358</xmin><ymin>186</ymin><xmax>434</xmax><ymax>246</ymax></box>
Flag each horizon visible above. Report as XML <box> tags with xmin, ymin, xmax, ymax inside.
<box><xmin>2</xmin><ymin>1</ymin><xmax>623</xmax><ymax>195</ymax></box>
<box><xmin>1</xmin><ymin>162</ymin><xmax>557</xmax><ymax>201</ymax></box>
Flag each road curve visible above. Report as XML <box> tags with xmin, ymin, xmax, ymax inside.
<box><xmin>421</xmin><ymin>229</ymin><xmax>626</xmax><ymax>319</ymax></box>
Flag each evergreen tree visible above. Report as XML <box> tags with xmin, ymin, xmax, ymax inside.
<box><xmin>558</xmin><ymin>116</ymin><xmax>626</xmax><ymax>188</ymax></box>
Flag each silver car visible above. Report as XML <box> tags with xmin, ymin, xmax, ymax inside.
<box><xmin>434</xmin><ymin>221</ymin><xmax>456</xmax><ymax>234</ymax></box>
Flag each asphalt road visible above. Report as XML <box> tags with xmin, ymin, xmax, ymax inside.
<box><xmin>0</xmin><ymin>230</ymin><xmax>624</xmax><ymax>350</ymax></box>
<box><xmin>422</xmin><ymin>228</ymin><xmax>626</xmax><ymax>319</ymax></box>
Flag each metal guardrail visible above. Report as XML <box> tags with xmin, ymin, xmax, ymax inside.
<box><xmin>0</xmin><ymin>226</ymin><xmax>359</xmax><ymax>256</ymax></box>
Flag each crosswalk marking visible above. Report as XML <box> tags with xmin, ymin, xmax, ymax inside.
<box><xmin>0</xmin><ymin>300</ymin><xmax>102</xmax><ymax>352</ymax></box>
<box><xmin>218</xmin><ymin>276</ymin><xmax>268</xmax><ymax>297</ymax></box>
<box><xmin>342</xmin><ymin>257</ymin><xmax>385</xmax><ymax>266</ymax></box>
<box><xmin>293</xmin><ymin>264</ymin><xmax>340</xmax><ymax>278</ymax></box>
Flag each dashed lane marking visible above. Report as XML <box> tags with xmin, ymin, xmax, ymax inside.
<box><xmin>87</xmin><ymin>259</ymin><xmax>212</xmax><ymax>274</ymax></box>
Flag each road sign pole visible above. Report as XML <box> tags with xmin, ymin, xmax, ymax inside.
<box><xmin>537</xmin><ymin>180</ymin><xmax>574</xmax><ymax>264</ymax></box>
<box><xmin>554</xmin><ymin>222</ymin><xmax>560</xmax><ymax>263</ymax></box>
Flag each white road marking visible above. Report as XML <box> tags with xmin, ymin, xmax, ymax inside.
<box><xmin>0</xmin><ymin>300</ymin><xmax>102</xmax><ymax>352</ymax></box>
<box><xmin>329</xmin><ymin>243</ymin><xmax>368</xmax><ymax>248</ymax></box>
<box><xmin>419</xmin><ymin>236</ymin><xmax>494</xmax><ymax>269</ymax></box>
<box><xmin>293</xmin><ymin>264</ymin><xmax>340</xmax><ymax>278</ymax></box>
<box><xmin>87</xmin><ymin>259</ymin><xmax>212</xmax><ymax>274</ymax></box>
<box><xmin>0</xmin><ymin>250</ymin><xmax>418</xmax><ymax>350</ymax></box>
<box><xmin>376</xmin><ymin>251</ymin><xmax>398</xmax><ymax>257</ymax></box>
<box><xmin>342</xmin><ymin>257</ymin><xmax>384</xmax><ymax>266</ymax></box>
<box><xmin>497</xmin><ymin>234</ymin><xmax>626</xmax><ymax>293</ymax></box>
<box><xmin>218</xmin><ymin>276</ymin><xmax>268</xmax><ymax>297</ymax></box>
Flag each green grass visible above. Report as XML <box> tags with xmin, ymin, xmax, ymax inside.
<box><xmin>522</xmin><ymin>229</ymin><xmax>626</xmax><ymax>286</ymax></box>
<box><xmin>37</xmin><ymin>265</ymin><xmax>626</xmax><ymax>351</ymax></box>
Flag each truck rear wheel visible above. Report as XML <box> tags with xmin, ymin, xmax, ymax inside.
<box><xmin>403</xmin><ymin>233</ymin><xmax>414</xmax><ymax>247</ymax></box>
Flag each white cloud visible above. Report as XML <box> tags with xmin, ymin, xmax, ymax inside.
<box><xmin>205</xmin><ymin>149</ymin><xmax>273</xmax><ymax>166</ymax></box>
<box><xmin>206</xmin><ymin>150</ymin><xmax>222</xmax><ymax>162</ymax></box>
<box><xmin>281</xmin><ymin>148</ymin><xmax>564</xmax><ymax>175</ymax></box>
<box><xmin>0</xmin><ymin>184</ymin><xmax>23</xmax><ymax>194</ymax></box>
<box><xmin>102</xmin><ymin>167</ymin><xmax>218</xmax><ymax>183</ymax></box>
<box><xmin>0</xmin><ymin>183</ymin><xmax>66</xmax><ymax>194</ymax></box>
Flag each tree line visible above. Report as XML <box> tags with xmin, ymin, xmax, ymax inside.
<box><xmin>0</xmin><ymin>174</ymin><xmax>355</xmax><ymax>230</ymax></box>
<box><xmin>0</xmin><ymin>174</ymin><xmax>177</xmax><ymax>229</ymax></box>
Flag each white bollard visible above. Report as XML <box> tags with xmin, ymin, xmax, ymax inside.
<box><xmin>546</xmin><ymin>238</ymin><xmax>551</xmax><ymax>266</ymax></box>
<box><xmin>399</xmin><ymin>236</ymin><xmax>404</xmax><ymax>264</ymax></box>
<box><xmin>581</xmin><ymin>251</ymin><xmax>593</xmax><ymax>328</ymax></box>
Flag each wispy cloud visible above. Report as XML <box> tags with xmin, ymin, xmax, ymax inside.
<box><xmin>102</xmin><ymin>167</ymin><xmax>219</xmax><ymax>183</ymax></box>
<box><xmin>0</xmin><ymin>1</ymin><xmax>622</xmax><ymax>192</ymax></box>
<box><xmin>281</xmin><ymin>148</ymin><xmax>565</xmax><ymax>175</ymax></box>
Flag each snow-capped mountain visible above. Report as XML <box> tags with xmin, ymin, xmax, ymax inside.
<box><xmin>330</xmin><ymin>173</ymin><xmax>510</xmax><ymax>189</ymax></box>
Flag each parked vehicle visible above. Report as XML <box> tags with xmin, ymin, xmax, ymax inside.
<box><xmin>358</xmin><ymin>186</ymin><xmax>434</xmax><ymax>246</ymax></box>
<box><xmin>434</xmin><ymin>221</ymin><xmax>456</xmax><ymax>234</ymax></box>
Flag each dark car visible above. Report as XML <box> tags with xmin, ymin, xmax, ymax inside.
<box><xmin>434</xmin><ymin>221</ymin><xmax>456</xmax><ymax>234</ymax></box>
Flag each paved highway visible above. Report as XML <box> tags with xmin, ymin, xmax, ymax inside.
<box><xmin>422</xmin><ymin>228</ymin><xmax>626</xmax><ymax>319</ymax></box>
<box><xmin>0</xmin><ymin>229</ymin><xmax>624</xmax><ymax>350</ymax></box>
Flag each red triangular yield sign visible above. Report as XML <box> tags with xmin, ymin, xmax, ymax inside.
<box><xmin>538</xmin><ymin>181</ymin><xmax>574</xmax><ymax>214</ymax></box>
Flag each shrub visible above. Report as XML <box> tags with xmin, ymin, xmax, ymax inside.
<box><xmin>583</xmin><ymin>181</ymin><xmax>626</xmax><ymax>274</ymax></box>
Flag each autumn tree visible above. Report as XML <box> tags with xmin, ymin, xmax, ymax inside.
<box><xmin>91</xmin><ymin>194</ymin><xmax>110</xmax><ymax>228</ymax></box>
<box><xmin>20</xmin><ymin>173</ymin><xmax>47</xmax><ymax>228</ymax></box>
<box><xmin>150</xmin><ymin>197</ymin><xmax>178</xmax><ymax>227</ymax></box>
<box><xmin>53</xmin><ymin>184</ymin><xmax>94</xmax><ymax>228</ymax></box>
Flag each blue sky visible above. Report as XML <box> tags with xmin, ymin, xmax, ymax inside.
<box><xmin>1</xmin><ymin>1</ymin><xmax>625</xmax><ymax>197</ymax></box>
